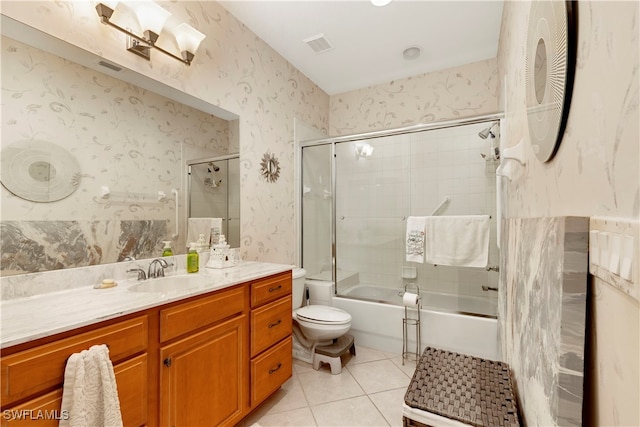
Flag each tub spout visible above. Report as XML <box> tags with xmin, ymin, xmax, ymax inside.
<box><xmin>482</xmin><ymin>285</ymin><xmax>498</xmax><ymax>292</ymax></box>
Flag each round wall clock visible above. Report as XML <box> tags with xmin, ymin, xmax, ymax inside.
<box><xmin>525</xmin><ymin>1</ymin><xmax>577</xmax><ymax>163</ymax></box>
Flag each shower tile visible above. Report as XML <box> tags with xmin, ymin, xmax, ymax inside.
<box><xmin>311</xmin><ymin>395</ymin><xmax>388</xmax><ymax>427</ymax></box>
<box><xmin>347</xmin><ymin>359</ymin><xmax>411</xmax><ymax>394</ymax></box>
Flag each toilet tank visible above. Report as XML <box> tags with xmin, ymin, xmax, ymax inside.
<box><xmin>292</xmin><ymin>268</ymin><xmax>306</xmax><ymax>309</ymax></box>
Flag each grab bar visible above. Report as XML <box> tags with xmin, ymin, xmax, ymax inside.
<box><xmin>431</xmin><ymin>196</ymin><xmax>450</xmax><ymax>216</ymax></box>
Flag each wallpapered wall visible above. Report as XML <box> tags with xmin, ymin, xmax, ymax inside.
<box><xmin>497</xmin><ymin>1</ymin><xmax>639</xmax><ymax>425</ymax></box>
<box><xmin>1</xmin><ymin>0</ymin><xmax>330</xmax><ymax>268</ymax></box>
<box><xmin>1</xmin><ymin>35</ymin><xmax>231</xmax><ymax>274</ymax></box>
<box><xmin>329</xmin><ymin>58</ymin><xmax>498</xmax><ymax>135</ymax></box>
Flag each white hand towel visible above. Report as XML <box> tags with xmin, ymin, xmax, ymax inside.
<box><xmin>187</xmin><ymin>217</ymin><xmax>222</xmax><ymax>245</ymax></box>
<box><xmin>425</xmin><ymin>215</ymin><xmax>490</xmax><ymax>268</ymax></box>
<box><xmin>59</xmin><ymin>344</ymin><xmax>123</xmax><ymax>427</ymax></box>
<box><xmin>406</xmin><ymin>216</ymin><xmax>427</xmax><ymax>263</ymax></box>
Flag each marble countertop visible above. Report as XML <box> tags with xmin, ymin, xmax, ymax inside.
<box><xmin>1</xmin><ymin>261</ymin><xmax>293</xmax><ymax>349</ymax></box>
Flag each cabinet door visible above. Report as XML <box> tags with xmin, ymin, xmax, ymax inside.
<box><xmin>160</xmin><ymin>315</ymin><xmax>247</xmax><ymax>427</ymax></box>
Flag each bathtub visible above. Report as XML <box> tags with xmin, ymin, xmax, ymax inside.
<box><xmin>331</xmin><ymin>285</ymin><xmax>500</xmax><ymax>361</ymax></box>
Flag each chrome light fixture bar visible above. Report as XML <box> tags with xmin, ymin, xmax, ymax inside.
<box><xmin>95</xmin><ymin>0</ymin><xmax>205</xmax><ymax>66</ymax></box>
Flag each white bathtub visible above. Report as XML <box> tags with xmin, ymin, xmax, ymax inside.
<box><xmin>332</xmin><ymin>285</ymin><xmax>500</xmax><ymax>361</ymax></box>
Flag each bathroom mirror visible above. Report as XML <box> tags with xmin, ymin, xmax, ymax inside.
<box><xmin>525</xmin><ymin>0</ymin><xmax>577</xmax><ymax>163</ymax></box>
<box><xmin>0</xmin><ymin>17</ymin><xmax>240</xmax><ymax>276</ymax></box>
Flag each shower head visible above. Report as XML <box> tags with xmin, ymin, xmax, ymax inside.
<box><xmin>208</xmin><ymin>162</ymin><xmax>220</xmax><ymax>172</ymax></box>
<box><xmin>478</xmin><ymin>122</ymin><xmax>499</xmax><ymax>139</ymax></box>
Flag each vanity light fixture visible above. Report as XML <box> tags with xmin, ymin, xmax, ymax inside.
<box><xmin>94</xmin><ymin>0</ymin><xmax>205</xmax><ymax>65</ymax></box>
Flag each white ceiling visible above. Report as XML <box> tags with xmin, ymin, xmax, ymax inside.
<box><xmin>220</xmin><ymin>1</ymin><xmax>504</xmax><ymax>95</ymax></box>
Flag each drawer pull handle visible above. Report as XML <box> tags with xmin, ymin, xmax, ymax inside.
<box><xmin>269</xmin><ymin>363</ymin><xmax>282</xmax><ymax>374</ymax></box>
<box><xmin>268</xmin><ymin>319</ymin><xmax>282</xmax><ymax>328</ymax></box>
<box><xmin>268</xmin><ymin>285</ymin><xmax>282</xmax><ymax>293</ymax></box>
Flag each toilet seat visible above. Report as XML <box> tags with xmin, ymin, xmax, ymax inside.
<box><xmin>295</xmin><ymin>305</ymin><xmax>351</xmax><ymax>325</ymax></box>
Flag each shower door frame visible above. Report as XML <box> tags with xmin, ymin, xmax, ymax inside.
<box><xmin>300</xmin><ymin>112</ymin><xmax>504</xmax><ymax>296</ymax></box>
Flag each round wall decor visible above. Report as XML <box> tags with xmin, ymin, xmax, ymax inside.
<box><xmin>0</xmin><ymin>140</ymin><xmax>81</xmax><ymax>202</ymax></box>
<box><xmin>260</xmin><ymin>151</ymin><xmax>281</xmax><ymax>183</ymax></box>
<box><xmin>525</xmin><ymin>1</ymin><xmax>577</xmax><ymax>163</ymax></box>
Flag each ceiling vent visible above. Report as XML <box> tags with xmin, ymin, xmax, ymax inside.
<box><xmin>303</xmin><ymin>34</ymin><xmax>334</xmax><ymax>54</ymax></box>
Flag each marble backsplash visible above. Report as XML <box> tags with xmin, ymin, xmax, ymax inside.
<box><xmin>1</xmin><ymin>220</ymin><xmax>168</xmax><ymax>276</ymax></box>
<box><xmin>500</xmin><ymin>217</ymin><xmax>589</xmax><ymax>426</ymax></box>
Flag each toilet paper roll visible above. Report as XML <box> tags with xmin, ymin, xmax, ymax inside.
<box><xmin>402</xmin><ymin>292</ymin><xmax>420</xmax><ymax>307</ymax></box>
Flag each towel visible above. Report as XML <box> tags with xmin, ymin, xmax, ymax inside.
<box><xmin>425</xmin><ymin>215</ymin><xmax>490</xmax><ymax>267</ymax></box>
<box><xmin>59</xmin><ymin>344</ymin><xmax>123</xmax><ymax>427</ymax></box>
<box><xmin>187</xmin><ymin>217</ymin><xmax>222</xmax><ymax>245</ymax></box>
<box><xmin>406</xmin><ymin>216</ymin><xmax>427</xmax><ymax>263</ymax></box>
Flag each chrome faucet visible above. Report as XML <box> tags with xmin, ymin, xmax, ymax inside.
<box><xmin>126</xmin><ymin>268</ymin><xmax>147</xmax><ymax>281</ymax></box>
<box><xmin>148</xmin><ymin>258</ymin><xmax>172</xmax><ymax>279</ymax></box>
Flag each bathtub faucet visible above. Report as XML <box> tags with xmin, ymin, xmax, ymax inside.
<box><xmin>482</xmin><ymin>285</ymin><xmax>498</xmax><ymax>292</ymax></box>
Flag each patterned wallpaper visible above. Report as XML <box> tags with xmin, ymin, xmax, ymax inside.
<box><xmin>496</xmin><ymin>1</ymin><xmax>639</xmax><ymax>425</ymax></box>
<box><xmin>1</xmin><ymin>35</ymin><xmax>230</xmax><ymax>274</ymax></box>
<box><xmin>329</xmin><ymin>58</ymin><xmax>498</xmax><ymax>135</ymax></box>
<box><xmin>1</xmin><ymin>1</ymin><xmax>329</xmax><ymax>270</ymax></box>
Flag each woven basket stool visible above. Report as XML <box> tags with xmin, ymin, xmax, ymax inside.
<box><xmin>403</xmin><ymin>347</ymin><xmax>520</xmax><ymax>427</ymax></box>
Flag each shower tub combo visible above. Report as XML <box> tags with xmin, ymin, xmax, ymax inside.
<box><xmin>301</xmin><ymin>115</ymin><xmax>503</xmax><ymax>361</ymax></box>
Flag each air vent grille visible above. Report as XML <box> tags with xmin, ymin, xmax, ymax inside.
<box><xmin>303</xmin><ymin>34</ymin><xmax>334</xmax><ymax>53</ymax></box>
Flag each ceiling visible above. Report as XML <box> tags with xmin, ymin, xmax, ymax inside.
<box><xmin>220</xmin><ymin>1</ymin><xmax>504</xmax><ymax>95</ymax></box>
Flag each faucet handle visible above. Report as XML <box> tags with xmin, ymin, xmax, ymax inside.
<box><xmin>126</xmin><ymin>268</ymin><xmax>147</xmax><ymax>281</ymax></box>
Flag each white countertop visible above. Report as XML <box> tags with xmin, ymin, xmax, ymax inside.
<box><xmin>0</xmin><ymin>261</ymin><xmax>293</xmax><ymax>349</ymax></box>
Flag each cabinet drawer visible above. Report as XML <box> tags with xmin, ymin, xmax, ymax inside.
<box><xmin>1</xmin><ymin>316</ymin><xmax>148</xmax><ymax>406</ymax></box>
<box><xmin>251</xmin><ymin>271</ymin><xmax>292</xmax><ymax>308</ymax></box>
<box><xmin>251</xmin><ymin>296</ymin><xmax>292</xmax><ymax>357</ymax></box>
<box><xmin>1</xmin><ymin>353</ymin><xmax>148</xmax><ymax>427</ymax></box>
<box><xmin>250</xmin><ymin>336</ymin><xmax>292</xmax><ymax>406</ymax></box>
<box><xmin>160</xmin><ymin>285</ymin><xmax>247</xmax><ymax>342</ymax></box>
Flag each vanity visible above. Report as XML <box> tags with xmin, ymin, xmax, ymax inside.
<box><xmin>0</xmin><ymin>262</ymin><xmax>293</xmax><ymax>426</ymax></box>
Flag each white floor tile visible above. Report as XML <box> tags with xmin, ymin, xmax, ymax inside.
<box><xmin>246</xmin><ymin>407</ymin><xmax>318</xmax><ymax>427</ymax></box>
<box><xmin>311</xmin><ymin>395</ymin><xmax>389</xmax><ymax>427</ymax></box>
<box><xmin>344</xmin><ymin>346</ymin><xmax>394</xmax><ymax>366</ymax></box>
<box><xmin>248</xmin><ymin>374</ymin><xmax>309</xmax><ymax>418</ymax></box>
<box><xmin>298</xmin><ymin>367</ymin><xmax>365</xmax><ymax>406</ymax></box>
<box><xmin>368</xmin><ymin>387</ymin><xmax>407</xmax><ymax>427</ymax></box>
<box><xmin>347</xmin><ymin>359</ymin><xmax>412</xmax><ymax>394</ymax></box>
<box><xmin>389</xmin><ymin>355</ymin><xmax>418</xmax><ymax>378</ymax></box>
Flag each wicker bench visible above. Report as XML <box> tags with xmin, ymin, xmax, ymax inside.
<box><xmin>403</xmin><ymin>347</ymin><xmax>521</xmax><ymax>427</ymax></box>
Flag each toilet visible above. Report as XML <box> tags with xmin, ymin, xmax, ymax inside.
<box><xmin>292</xmin><ymin>268</ymin><xmax>353</xmax><ymax>374</ymax></box>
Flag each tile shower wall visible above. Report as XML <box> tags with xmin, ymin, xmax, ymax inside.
<box><xmin>335</xmin><ymin>122</ymin><xmax>499</xmax><ymax>300</ymax></box>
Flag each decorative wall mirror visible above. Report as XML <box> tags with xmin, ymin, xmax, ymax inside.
<box><xmin>525</xmin><ymin>1</ymin><xmax>577</xmax><ymax>163</ymax></box>
<box><xmin>260</xmin><ymin>152</ymin><xmax>281</xmax><ymax>183</ymax></box>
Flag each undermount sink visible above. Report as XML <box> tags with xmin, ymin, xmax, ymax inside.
<box><xmin>128</xmin><ymin>275</ymin><xmax>211</xmax><ymax>294</ymax></box>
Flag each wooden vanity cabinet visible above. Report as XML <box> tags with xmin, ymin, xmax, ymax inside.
<box><xmin>249</xmin><ymin>271</ymin><xmax>293</xmax><ymax>407</ymax></box>
<box><xmin>0</xmin><ymin>315</ymin><xmax>149</xmax><ymax>427</ymax></box>
<box><xmin>0</xmin><ymin>270</ymin><xmax>293</xmax><ymax>427</ymax></box>
<box><xmin>158</xmin><ymin>285</ymin><xmax>249</xmax><ymax>427</ymax></box>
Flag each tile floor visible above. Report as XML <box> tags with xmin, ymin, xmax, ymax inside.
<box><xmin>240</xmin><ymin>346</ymin><xmax>418</xmax><ymax>427</ymax></box>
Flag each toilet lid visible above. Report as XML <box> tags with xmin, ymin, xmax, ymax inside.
<box><xmin>296</xmin><ymin>305</ymin><xmax>351</xmax><ymax>325</ymax></box>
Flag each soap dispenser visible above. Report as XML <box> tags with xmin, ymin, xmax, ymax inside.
<box><xmin>187</xmin><ymin>243</ymin><xmax>199</xmax><ymax>273</ymax></box>
<box><xmin>162</xmin><ymin>241</ymin><xmax>173</xmax><ymax>257</ymax></box>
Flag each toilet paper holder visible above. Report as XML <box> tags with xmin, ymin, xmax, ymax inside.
<box><xmin>402</xmin><ymin>283</ymin><xmax>421</xmax><ymax>365</ymax></box>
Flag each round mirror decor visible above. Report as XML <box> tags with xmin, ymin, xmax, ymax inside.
<box><xmin>525</xmin><ymin>0</ymin><xmax>577</xmax><ymax>163</ymax></box>
<box><xmin>0</xmin><ymin>140</ymin><xmax>81</xmax><ymax>202</ymax></box>
<box><xmin>260</xmin><ymin>151</ymin><xmax>281</xmax><ymax>183</ymax></box>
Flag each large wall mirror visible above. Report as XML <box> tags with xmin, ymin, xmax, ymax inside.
<box><xmin>0</xmin><ymin>16</ymin><xmax>240</xmax><ymax>276</ymax></box>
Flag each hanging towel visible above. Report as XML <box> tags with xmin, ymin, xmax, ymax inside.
<box><xmin>406</xmin><ymin>216</ymin><xmax>427</xmax><ymax>263</ymax></box>
<box><xmin>425</xmin><ymin>215</ymin><xmax>490</xmax><ymax>268</ymax></box>
<box><xmin>187</xmin><ymin>217</ymin><xmax>222</xmax><ymax>245</ymax></box>
<box><xmin>59</xmin><ymin>344</ymin><xmax>123</xmax><ymax>427</ymax></box>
